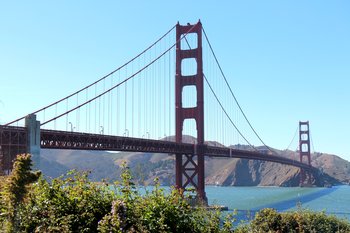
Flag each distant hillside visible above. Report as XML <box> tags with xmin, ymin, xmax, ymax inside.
<box><xmin>39</xmin><ymin>149</ymin><xmax>120</xmax><ymax>181</ymax></box>
<box><xmin>37</xmin><ymin>136</ymin><xmax>350</xmax><ymax>186</ymax></box>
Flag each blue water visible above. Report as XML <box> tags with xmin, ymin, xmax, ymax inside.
<box><xmin>136</xmin><ymin>185</ymin><xmax>350</xmax><ymax>221</ymax></box>
<box><xmin>206</xmin><ymin>185</ymin><xmax>350</xmax><ymax>220</ymax></box>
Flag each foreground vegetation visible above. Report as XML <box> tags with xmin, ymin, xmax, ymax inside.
<box><xmin>1</xmin><ymin>154</ymin><xmax>350</xmax><ymax>232</ymax></box>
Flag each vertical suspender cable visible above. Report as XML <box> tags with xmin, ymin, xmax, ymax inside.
<box><xmin>5</xmin><ymin>25</ymin><xmax>176</xmax><ymax>127</ymax></box>
<box><xmin>95</xmin><ymin>85</ymin><xmax>97</xmax><ymax>133</ymax></box>
<box><xmin>76</xmin><ymin>93</ymin><xmax>79</xmax><ymax>132</ymax></box>
<box><xmin>132</xmin><ymin>63</ymin><xmax>134</xmax><ymax>137</ymax></box>
<box><xmin>66</xmin><ymin>99</ymin><xmax>68</xmax><ymax>131</ymax></box>
<box><xmin>85</xmin><ymin>89</ymin><xmax>88</xmax><ymax>132</ymax></box>
<box><xmin>202</xmin><ymin>27</ymin><xmax>274</xmax><ymax>154</ymax></box>
<box><xmin>54</xmin><ymin>104</ymin><xmax>57</xmax><ymax>130</ymax></box>
<box><xmin>125</xmin><ymin>67</ymin><xmax>127</xmax><ymax>135</ymax></box>
<box><xmin>103</xmin><ymin>79</ymin><xmax>105</xmax><ymax>133</ymax></box>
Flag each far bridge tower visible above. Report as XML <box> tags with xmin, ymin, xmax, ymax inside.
<box><xmin>299</xmin><ymin>121</ymin><xmax>313</xmax><ymax>186</ymax></box>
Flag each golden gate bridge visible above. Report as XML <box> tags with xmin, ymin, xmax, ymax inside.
<box><xmin>0</xmin><ymin>21</ymin><xmax>317</xmax><ymax>203</ymax></box>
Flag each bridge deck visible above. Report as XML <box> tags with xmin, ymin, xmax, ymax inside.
<box><xmin>0</xmin><ymin>125</ymin><xmax>316</xmax><ymax>173</ymax></box>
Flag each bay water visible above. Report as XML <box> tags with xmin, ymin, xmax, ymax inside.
<box><xmin>206</xmin><ymin>185</ymin><xmax>350</xmax><ymax>221</ymax></box>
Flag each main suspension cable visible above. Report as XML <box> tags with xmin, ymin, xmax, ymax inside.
<box><xmin>41</xmin><ymin>24</ymin><xmax>198</xmax><ymax>127</ymax></box>
<box><xmin>5</xmin><ymin>24</ymin><xmax>176</xmax><ymax>126</ymax></box>
<box><xmin>286</xmin><ymin>126</ymin><xmax>298</xmax><ymax>151</ymax></box>
<box><xmin>202</xmin><ymin>27</ymin><xmax>275</xmax><ymax>154</ymax></box>
<box><xmin>183</xmin><ymin>31</ymin><xmax>255</xmax><ymax>149</ymax></box>
<box><xmin>203</xmin><ymin>74</ymin><xmax>256</xmax><ymax>150</ymax></box>
<box><xmin>310</xmin><ymin>130</ymin><xmax>316</xmax><ymax>153</ymax></box>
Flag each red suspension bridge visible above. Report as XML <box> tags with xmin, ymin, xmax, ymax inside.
<box><xmin>0</xmin><ymin>21</ymin><xmax>317</xmax><ymax>202</ymax></box>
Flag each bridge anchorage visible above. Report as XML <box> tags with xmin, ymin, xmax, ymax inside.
<box><xmin>0</xmin><ymin>114</ymin><xmax>38</xmax><ymax>175</ymax></box>
<box><xmin>0</xmin><ymin>20</ymin><xmax>323</xmax><ymax>203</ymax></box>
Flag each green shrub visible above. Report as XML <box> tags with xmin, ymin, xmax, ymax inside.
<box><xmin>19</xmin><ymin>170</ymin><xmax>115</xmax><ymax>232</ymax></box>
<box><xmin>250</xmin><ymin>208</ymin><xmax>283</xmax><ymax>232</ymax></box>
<box><xmin>0</xmin><ymin>154</ymin><xmax>41</xmax><ymax>232</ymax></box>
<box><xmin>2</xmin><ymin>155</ymin><xmax>350</xmax><ymax>233</ymax></box>
<box><xmin>237</xmin><ymin>208</ymin><xmax>350</xmax><ymax>233</ymax></box>
<box><xmin>1</xmin><ymin>158</ymin><xmax>232</xmax><ymax>232</ymax></box>
<box><xmin>98</xmin><ymin>166</ymin><xmax>230</xmax><ymax>233</ymax></box>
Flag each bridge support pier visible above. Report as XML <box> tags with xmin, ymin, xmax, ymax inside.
<box><xmin>25</xmin><ymin>114</ymin><xmax>40</xmax><ymax>168</ymax></box>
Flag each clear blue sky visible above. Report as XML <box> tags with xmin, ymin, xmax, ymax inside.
<box><xmin>0</xmin><ymin>1</ymin><xmax>349</xmax><ymax>161</ymax></box>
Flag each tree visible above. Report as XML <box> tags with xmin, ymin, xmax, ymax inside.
<box><xmin>0</xmin><ymin>154</ymin><xmax>41</xmax><ymax>232</ymax></box>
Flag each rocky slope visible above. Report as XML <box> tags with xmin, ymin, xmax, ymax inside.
<box><xmin>38</xmin><ymin>137</ymin><xmax>350</xmax><ymax>186</ymax></box>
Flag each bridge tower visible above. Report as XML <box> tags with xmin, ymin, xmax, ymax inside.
<box><xmin>175</xmin><ymin>21</ymin><xmax>207</xmax><ymax>203</ymax></box>
<box><xmin>299</xmin><ymin>121</ymin><xmax>312</xmax><ymax>186</ymax></box>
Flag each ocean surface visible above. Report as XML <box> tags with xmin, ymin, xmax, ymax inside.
<box><xmin>205</xmin><ymin>185</ymin><xmax>350</xmax><ymax>221</ymax></box>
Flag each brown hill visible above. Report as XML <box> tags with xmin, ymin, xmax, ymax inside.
<box><xmin>38</xmin><ymin>137</ymin><xmax>350</xmax><ymax>186</ymax></box>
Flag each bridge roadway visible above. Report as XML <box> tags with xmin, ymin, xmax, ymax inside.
<box><xmin>0</xmin><ymin>125</ymin><xmax>315</xmax><ymax>173</ymax></box>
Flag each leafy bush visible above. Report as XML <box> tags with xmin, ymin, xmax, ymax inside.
<box><xmin>1</xmin><ymin>155</ymin><xmax>350</xmax><ymax>233</ymax></box>
<box><xmin>18</xmin><ymin>170</ymin><xmax>114</xmax><ymax>232</ymax></box>
<box><xmin>0</xmin><ymin>154</ymin><xmax>41</xmax><ymax>232</ymax></box>
<box><xmin>0</xmin><ymin>155</ymin><xmax>114</xmax><ymax>232</ymax></box>
<box><xmin>1</xmin><ymin>157</ymin><xmax>232</xmax><ymax>232</ymax></box>
<box><xmin>237</xmin><ymin>208</ymin><xmax>350</xmax><ymax>233</ymax></box>
<box><xmin>98</xmin><ymin>168</ymin><xmax>230</xmax><ymax>233</ymax></box>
